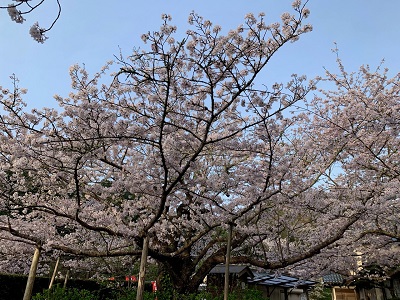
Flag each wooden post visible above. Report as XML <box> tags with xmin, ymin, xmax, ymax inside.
<box><xmin>224</xmin><ymin>223</ymin><xmax>234</xmax><ymax>300</ymax></box>
<box><xmin>136</xmin><ymin>236</ymin><xmax>149</xmax><ymax>300</ymax></box>
<box><xmin>23</xmin><ymin>246</ymin><xmax>41</xmax><ymax>300</ymax></box>
<box><xmin>63</xmin><ymin>269</ymin><xmax>70</xmax><ymax>289</ymax></box>
<box><xmin>48</xmin><ymin>256</ymin><xmax>60</xmax><ymax>289</ymax></box>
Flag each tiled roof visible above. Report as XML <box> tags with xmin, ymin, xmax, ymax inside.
<box><xmin>248</xmin><ymin>273</ymin><xmax>316</xmax><ymax>288</ymax></box>
<box><xmin>323</xmin><ymin>273</ymin><xmax>345</xmax><ymax>285</ymax></box>
<box><xmin>210</xmin><ymin>265</ymin><xmax>252</xmax><ymax>275</ymax></box>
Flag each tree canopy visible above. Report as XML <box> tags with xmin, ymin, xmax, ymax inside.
<box><xmin>0</xmin><ymin>0</ymin><xmax>399</xmax><ymax>293</ymax></box>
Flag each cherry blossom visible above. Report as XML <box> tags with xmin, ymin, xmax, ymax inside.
<box><xmin>29</xmin><ymin>22</ymin><xmax>48</xmax><ymax>43</ymax></box>
<box><xmin>7</xmin><ymin>5</ymin><xmax>25</xmax><ymax>23</ymax></box>
<box><xmin>1</xmin><ymin>0</ymin><xmax>61</xmax><ymax>42</ymax></box>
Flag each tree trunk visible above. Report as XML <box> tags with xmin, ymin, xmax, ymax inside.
<box><xmin>157</xmin><ymin>254</ymin><xmax>202</xmax><ymax>295</ymax></box>
<box><xmin>23</xmin><ymin>246</ymin><xmax>41</xmax><ymax>300</ymax></box>
<box><xmin>136</xmin><ymin>236</ymin><xmax>149</xmax><ymax>300</ymax></box>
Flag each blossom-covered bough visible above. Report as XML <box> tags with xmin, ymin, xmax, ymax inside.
<box><xmin>2</xmin><ymin>0</ymin><xmax>61</xmax><ymax>43</ymax></box>
<box><xmin>0</xmin><ymin>0</ymin><xmax>399</xmax><ymax>293</ymax></box>
<box><xmin>294</xmin><ymin>53</ymin><xmax>400</xmax><ymax>279</ymax></box>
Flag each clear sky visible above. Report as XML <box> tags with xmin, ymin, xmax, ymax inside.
<box><xmin>0</xmin><ymin>0</ymin><xmax>399</xmax><ymax>109</ymax></box>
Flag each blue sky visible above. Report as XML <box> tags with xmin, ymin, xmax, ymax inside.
<box><xmin>0</xmin><ymin>0</ymin><xmax>399</xmax><ymax>109</ymax></box>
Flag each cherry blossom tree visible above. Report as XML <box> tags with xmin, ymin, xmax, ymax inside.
<box><xmin>1</xmin><ymin>0</ymin><xmax>398</xmax><ymax>293</ymax></box>
<box><xmin>294</xmin><ymin>54</ymin><xmax>400</xmax><ymax>279</ymax></box>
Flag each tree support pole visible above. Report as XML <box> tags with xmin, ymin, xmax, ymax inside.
<box><xmin>224</xmin><ymin>223</ymin><xmax>234</xmax><ymax>300</ymax></box>
<box><xmin>136</xmin><ymin>236</ymin><xmax>149</xmax><ymax>300</ymax></box>
<box><xmin>63</xmin><ymin>269</ymin><xmax>70</xmax><ymax>289</ymax></box>
<box><xmin>49</xmin><ymin>256</ymin><xmax>60</xmax><ymax>289</ymax></box>
<box><xmin>23</xmin><ymin>246</ymin><xmax>41</xmax><ymax>300</ymax></box>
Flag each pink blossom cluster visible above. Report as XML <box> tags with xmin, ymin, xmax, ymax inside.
<box><xmin>3</xmin><ymin>0</ymin><xmax>60</xmax><ymax>42</ymax></box>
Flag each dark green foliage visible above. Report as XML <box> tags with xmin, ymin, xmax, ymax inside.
<box><xmin>0</xmin><ymin>273</ymin><xmax>264</xmax><ymax>300</ymax></box>
<box><xmin>0</xmin><ymin>273</ymin><xmax>102</xmax><ymax>300</ymax></box>
<box><xmin>312</xmin><ymin>287</ymin><xmax>332</xmax><ymax>300</ymax></box>
<box><xmin>309</xmin><ymin>281</ymin><xmax>332</xmax><ymax>300</ymax></box>
<box><xmin>32</xmin><ymin>285</ymin><xmax>97</xmax><ymax>300</ymax></box>
<box><xmin>155</xmin><ymin>288</ymin><xmax>264</xmax><ymax>300</ymax></box>
<box><xmin>31</xmin><ymin>286</ymin><xmax>263</xmax><ymax>300</ymax></box>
